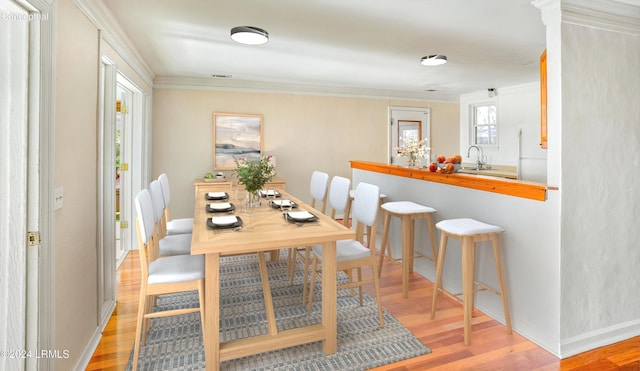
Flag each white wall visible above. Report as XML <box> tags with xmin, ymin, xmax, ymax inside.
<box><xmin>460</xmin><ymin>83</ymin><xmax>548</xmax><ymax>183</ymax></box>
<box><xmin>52</xmin><ymin>0</ymin><xmax>154</xmax><ymax>368</ymax></box>
<box><xmin>353</xmin><ymin>169</ymin><xmax>562</xmax><ymax>355</ymax></box>
<box><xmin>152</xmin><ymin>89</ymin><xmax>460</xmax><ymax>219</ymax></box>
<box><xmin>559</xmin><ymin>21</ymin><xmax>640</xmax><ymax>356</ymax></box>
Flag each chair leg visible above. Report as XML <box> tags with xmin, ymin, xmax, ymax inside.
<box><xmin>370</xmin><ymin>261</ymin><xmax>385</xmax><ymax>327</ymax></box>
<box><xmin>425</xmin><ymin>214</ymin><xmax>438</xmax><ymax>263</ymax></box>
<box><xmin>287</xmin><ymin>247</ymin><xmax>295</xmax><ymax>285</ymax></box>
<box><xmin>307</xmin><ymin>256</ymin><xmax>318</xmax><ymax>314</ymax></box>
<box><xmin>346</xmin><ymin>269</ymin><xmax>354</xmax><ymax>297</ymax></box>
<box><xmin>132</xmin><ymin>291</ymin><xmax>148</xmax><ymax>371</ymax></box>
<box><xmin>491</xmin><ymin>233</ymin><xmax>512</xmax><ymax>334</ymax></box>
<box><xmin>431</xmin><ymin>232</ymin><xmax>448</xmax><ymax>319</ymax></box>
<box><xmin>302</xmin><ymin>247</ymin><xmax>311</xmax><ymax>304</ymax></box>
<box><xmin>142</xmin><ymin>296</ymin><xmax>153</xmax><ymax>345</ymax></box>
<box><xmin>461</xmin><ymin>237</ymin><xmax>474</xmax><ymax>346</ymax></box>
<box><xmin>357</xmin><ymin>267</ymin><xmax>363</xmax><ymax>306</ymax></box>
<box><xmin>377</xmin><ymin>212</ymin><xmax>391</xmax><ymax>277</ymax></box>
<box><xmin>408</xmin><ymin>216</ymin><xmax>415</xmax><ymax>274</ymax></box>
<box><xmin>197</xmin><ymin>279</ymin><xmax>206</xmax><ymax>349</ymax></box>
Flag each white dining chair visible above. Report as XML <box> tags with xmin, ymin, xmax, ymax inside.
<box><xmin>158</xmin><ymin>173</ymin><xmax>193</xmax><ymax>235</ymax></box>
<box><xmin>149</xmin><ymin>180</ymin><xmax>192</xmax><ymax>256</ymax></box>
<box><xmin>132</xmin><ymin>189</ymin><xmax>205</xmax><ymax>371</ymax></box>
<box><xmin>297</xmin><ymin>176</ymin><xmax>351</xmax><ymax>304</ymax></box>
<box><xmin>287</xmin><ymin>171</ymin><xmax>329</xmax><ymax>285</ymax></box>
<box><xmin>309</xmin><ymin>171</ymin><xmax>329</xmax><ymax>214</ymax></box>
<box><xmin>306</xmin><ymin>182</ymin><xmax>385</xmax><ymax>327</ymax></box>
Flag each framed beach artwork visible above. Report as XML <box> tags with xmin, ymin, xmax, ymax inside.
<box><xmin>213</xmin><ymin>112</ymin><xmax>263</xmax><ymax>170</ymax></box>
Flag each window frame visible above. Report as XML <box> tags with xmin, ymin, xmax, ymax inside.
<box><xmin>469</xmin><ymin>102</ymin><xmax>498</xmax><ymax>147</ymax></box>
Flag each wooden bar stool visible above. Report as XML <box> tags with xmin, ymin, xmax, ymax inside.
<box><xmin>430</xmin><ymin>218</ymin><xmax>512</xmax><ymax>345</ymax></box>
<box><xmin>377</xmin><ymin>201</ymin><xmax>437</xmax><ymax>299</ymax></box>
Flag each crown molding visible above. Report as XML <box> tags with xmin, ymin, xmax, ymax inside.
<box><xmin>73</xmin><ymin>0</ymin><xmax>155</xmax><ymax>87</ymax></box>
<box><xmin>153</xmin><ymin>75</ymin><xmax>459</xmax><ymax>103</ymax></box>
<box><xmin>533</xmin><ymin>0</ymin><xmax>640</xmax><ymax>35</ymax></box>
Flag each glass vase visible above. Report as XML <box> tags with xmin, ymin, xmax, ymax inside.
<box><xmin>246</xmin><ymin>190</ymin><xmax>262</xmax><ymax>208</ymax></box>
<box><xmin>405</xmin><ymin>157</ymin><xmax>420</xmax><ymax>168</ymax></box>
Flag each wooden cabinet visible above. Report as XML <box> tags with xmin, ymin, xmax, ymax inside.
<box><xmin>540</xmin><ymin>49</ymin><xmax>548</xmax><ymax>149</ymax></box>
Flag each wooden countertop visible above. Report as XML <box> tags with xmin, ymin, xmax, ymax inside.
<box><xmin>350</xmin><ymin>160</ymin><xmax>548</xmax><ymax>201</ymax></box>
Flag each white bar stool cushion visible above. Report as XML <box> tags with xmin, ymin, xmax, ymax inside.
<box><xmin>381</xmin><ymin>201</ymin><xmax>436</xmax><ymax>214</ymax></box>
<box><xmin>147</xmin><ymin>255</ymin><xmax>205</xmax><ymax>286</ymax></box>
<box><xmin>436</xmin><ymin>218</ymin><xmax>505</xmax><ymax>235</ymax></box>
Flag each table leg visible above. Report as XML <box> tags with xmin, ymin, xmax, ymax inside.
<box><xmin>321</xmin><ymin>240</ymin><xmax>337</xmax><ymax>354</ymax></box>
<box><xmin>258</xmin><ymin>252</ymin><xmax>278</xmax><ymax>335</ymax></box>
<box><xmin>204</xmin><ymin>254</ymin><xmax>220</xmax><ymax>370</ymax></box>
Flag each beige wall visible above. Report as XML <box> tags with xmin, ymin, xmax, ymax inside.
<box><xmin>152</xmin><ymin>89</ymin><xmax>459</xmax><ymax>218</ymax></box>
<box><xmin>52</xmin><ymin>0</ymin><xmax>154</xmax><ymax>368</ymax></box>
<box><xmin>54</xmin><ymin>0</ymin><xmax>99</xmax><ymax>368</ymax></box>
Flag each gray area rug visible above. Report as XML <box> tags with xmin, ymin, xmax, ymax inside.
<box><xmin>127</xmin><ymin>252</ymin><xmax>430</xmax><ymax>370</ymax></box>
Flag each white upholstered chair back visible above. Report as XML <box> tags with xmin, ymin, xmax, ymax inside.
<box><xmin>149</xmin><ymin>180</ymin><xmax>165</xmax><ymax>225</ymax></box>
<box><xmin>134</xmin><ymin>189</ymin><xmax>155</xmax><ymax>246</ymax></box>
<box><xmin>309</xmin><ymin>171</ymin><xmax>329</xmax><ymax>213</ymax></box>
<box><xmin>352</xmin><ymin>182</ymin><xmax>380</xmax><ymax>228</ymax></box>
<box><xmin>328</xmin><ymin>176</ymin><xmax>351</xmax><ymax>215</ymax></box>
<box><xmin>158</xmin><ymin>173</ymin><xmax>171</xmax><ymax>208</ymax></box>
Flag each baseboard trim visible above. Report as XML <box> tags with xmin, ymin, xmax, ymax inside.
<box><xmin>560</xmin><ymin>318</ymin><xmax>640</xmax><ymax>358</ymax></box>
<box><xmin>73</xmin><ymin>301</ymin><xmax>116</xmax><ymax>371</ymax></box>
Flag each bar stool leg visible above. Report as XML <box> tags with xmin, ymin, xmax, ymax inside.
<box><xmin>491</xmin><ymin>233</ymin><xmax>512</xmax><ymax>334</ymax></box>
<box><xmin>377</xmin><ymin>211</ymin><xmax>391</xmax><ymax>277</ymax></box>
<box><xmin>469</xmin><ymin>238</ymin><xmax>477</xmax><ymax>318</ymax></box>
<box><xmin>409</xmin><ymin>216</ymin><xmax>415</xmax><ymax>274</ymax></box>
<box><xmin>401</xmin><ymin>214</ymin><xmax>412</xmax><ymax>299</ymax></box>
<box><xmin>425</xmin><ymin>214</ymin><xmax>438</xmax><ymax>263</ymax></box>
<box><xmin>461</xmin><ymin>236</ymin><xmax>474</xmax><ymax>346</ymax></box>
<box><xmin>430</xmin><ymin>232</ymin><xmax>448</xmax><ymax>319</ymax></box>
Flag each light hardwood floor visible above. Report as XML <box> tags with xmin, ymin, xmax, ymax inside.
<box><xmin>88</xmin><ymin>250</ymin><xmax>639</xmax><ymax>370</ymax></box>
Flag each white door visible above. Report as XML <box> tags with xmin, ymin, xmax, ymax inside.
<box><xmin>97</xmin><ymin>61</ymin><xmax>146</xmax><ymax>329</ymax></box>
<box><xmin>0</xmin><ymin>2</ymin><xmax>30</xmax><ymax>369</ymax></box>
<box><xmin>389</xmin><ymin>107</ymin><xmax>431</xmax><ymax>166</ymax></box>
<box><xmin>115</xmin><ymin>83</ymin><xmax>133</xmax><ymax>264</ymax></box>
<box><xmin>0</xmin><ymin>1</ymin><xmax>53</xmax><ymax>369</ymax></box>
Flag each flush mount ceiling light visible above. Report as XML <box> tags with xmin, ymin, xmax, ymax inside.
<box><xmin>420</xmin><ymin>55</ymin><xmax>447</xmax><ymax>66</ymax></box>
<box><xmin>230</xmin><ymin>26</ymin><xmax>269</xmax><ymax>45</ymax></box>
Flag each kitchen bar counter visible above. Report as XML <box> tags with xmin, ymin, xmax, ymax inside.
<box><xmin>351</xmin><ymin>160</ymin><xmax>560</xmax><ymax>354</ymax></box>
<box><xmin>350</xmin><ymin>161</ymin><xmax>548</xmax><ymax>201</ymax></box>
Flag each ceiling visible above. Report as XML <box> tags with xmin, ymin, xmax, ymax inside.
<box><xmin>102</xmin><ymin>0</ymin><xmax>547</xmax><ymax>100</ymax></box>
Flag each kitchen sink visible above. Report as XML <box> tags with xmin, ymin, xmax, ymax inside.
<box><xmin>460</xmin><ymin>166</ymin><xmax>492</xmax><ymax>170</ymax></box>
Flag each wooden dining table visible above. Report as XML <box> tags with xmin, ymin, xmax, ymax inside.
<box><xmin>190</xmin><ymin>186</ymin><xmax>355</xmax><ymax>370</ymax></box>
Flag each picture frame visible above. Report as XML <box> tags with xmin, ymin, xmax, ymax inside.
<box><xmin>213</xmin><ymin>112</ymin><xmax>263</xmax><ymax>170</ymax></box>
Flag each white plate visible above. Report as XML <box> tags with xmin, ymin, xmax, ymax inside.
<box><xmin>260</xmin><ymin>190</ymin><xmax>279</xmax><ymax>196</ymax></box>
<box><xmin>210</xmin><ymin>216</ymin><xmax>238</xmax><ymax>226</ymax></box>
<box><xmin>207</xmin><ymin>192</ymin><xmax>227</xmax><ymax>198</ymax></box>
<box><xmin>287</xmin><ymin>211</ymin><xmax>315</xmax><ymax>221</ymax></box>
<box><xmin>272</xmin><ymin>200</ymin><xmax>293</xmax><ymax>207</ymax></box>
<box><xmin>210</xmin><ymin>202</ymin><xmax>231</xmax><ymax>210</ymax></box>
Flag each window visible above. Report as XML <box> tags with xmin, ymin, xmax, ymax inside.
<box><xmin>470</xmin><ymin>103</ymin><xmax>497</xmax><ymax>146</ymax></box>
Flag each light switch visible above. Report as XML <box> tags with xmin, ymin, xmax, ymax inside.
<box><xmin>55</xmin><ymin>187</ymin><xmax>63</xmax><ymax>210</ymax></box>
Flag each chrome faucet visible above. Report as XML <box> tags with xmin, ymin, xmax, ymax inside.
<box><xmin>467</xmin><ymin>145</ymin><xmax>484</xmax><ymax>170</ymax></box>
